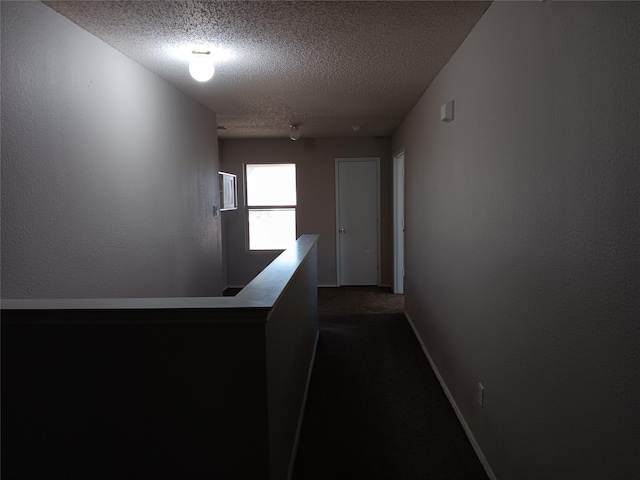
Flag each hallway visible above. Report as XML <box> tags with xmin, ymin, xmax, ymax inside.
<box><xmin>293</xmin><ymin>287</ymin><xmax>487</xmax><ymax>479</ymax></box>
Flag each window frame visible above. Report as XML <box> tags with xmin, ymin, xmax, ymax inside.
<box><xmin>244</xmin><ymin>163</ymin><xmax>297</xmax><ymax>253</ymax></box>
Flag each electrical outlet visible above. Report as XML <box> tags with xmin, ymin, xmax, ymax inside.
<box><xmin>478</xmin><ymin>383</ymin><xmax>484</xmax><ymax>407</ymax></box>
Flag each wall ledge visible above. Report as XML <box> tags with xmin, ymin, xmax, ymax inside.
<box><xmin>1</xmin><ymin>234</ymin><xmax>320</xmax><ymax>325</ymax></box>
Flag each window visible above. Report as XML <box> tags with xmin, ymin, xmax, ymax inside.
<box><xmin>246</xmin><ymin>163</ymin><xmax>296</xmax><ymax>250</ymax></box>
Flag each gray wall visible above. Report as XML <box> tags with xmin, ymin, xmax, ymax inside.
<box><xmin>1</xmin><ymin>2</ymin><xmax>224</xmax><ymax>299</ymax></box>
<box><xmin>220</xmin><ymin>137</ymin><xmax>392</xmax><ymax>287</ymax></box>
<box><xmin>3</xmin><ymin>236</ymin><xmax>320</xmax><ymax>479</ymax></box>
<box><xmin>392</xmin><ymin>2</ymin><xmax>639</xmax><ymax>479</ymax></box>
<box><xmin>265</xmin><ymin>241</ymin><xmax>318</xmax><ymax>480</ymax></box>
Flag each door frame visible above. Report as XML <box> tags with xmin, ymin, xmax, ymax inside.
<box><xmin>334</xmin><ymin>157</ymin><xmax>381</xmax><ymax>287</ymax></box>
<box><xmin>393</xmin><ymin>150</ymin><xmax>405</xmax><ymax>294</ymax></box>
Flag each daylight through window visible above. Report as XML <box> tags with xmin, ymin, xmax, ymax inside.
<box><xmin>246</xmin><ymin>164</ymin><xmax>297</xmax><ymax>250</ymax></box>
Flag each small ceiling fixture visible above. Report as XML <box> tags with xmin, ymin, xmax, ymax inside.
<box><xmin>189</xmin><ymin>50</ymin><xmax>214</xmax><ymax>82</ymax></box>
<box><xmin>289</xmin><ymin>125</ymin><xmax>301</xmax><ymax>141</ymax></box>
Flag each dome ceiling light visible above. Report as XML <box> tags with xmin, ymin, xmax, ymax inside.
<box><xmin>189</xmin><ymin>50</ymin><xmax>214</xmax><ymax>82</ymax></box>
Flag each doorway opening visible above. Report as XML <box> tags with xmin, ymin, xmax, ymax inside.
<box><xmin>393</xmin><ymin>151</ymin><xmax>405</xmax><ymax>294</ymax></box>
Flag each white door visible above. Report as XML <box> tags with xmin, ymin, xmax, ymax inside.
<box><xmin>336</xmin><ymin>158</ymin><xmax>379</xmax><ymax>286</ymax></box>
<box><xmin>393</xmin><ymin>152</ymin><xmax>405</xmax><ymax>294</ymax></box>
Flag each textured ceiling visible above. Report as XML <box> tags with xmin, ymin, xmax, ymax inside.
<box><xmin>44</xmin><ymin>1</ymin><xmax>490</xmax><ymax>139</ymax></box>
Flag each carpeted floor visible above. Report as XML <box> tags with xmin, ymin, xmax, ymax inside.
<box><xmin>293</xmin><ymin>286</ymin><xmax>488</xmax><ymax>480</ymax></box>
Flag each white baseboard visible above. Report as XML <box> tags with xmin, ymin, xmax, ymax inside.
<box><xmin>231</xmin><ymin>284</ymin><xmax>339</xmax><ymax>289</ymax></box>
<box><xmin>287</xmin><ymin>330</ymin><xmax>320</xmax><ymax>480</ymax></box>
<box><xmin>404</xmin><ymin>313</ymin><xmax>497</xmax><ymax>480</ymax></box>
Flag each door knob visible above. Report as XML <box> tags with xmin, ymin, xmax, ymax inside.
<box><xmin>339</xmin><ymin>228</ymin><xmax>346</xmax><ymax>234</ymax></box>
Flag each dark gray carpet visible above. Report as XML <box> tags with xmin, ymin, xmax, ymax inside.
<box><xmin>293</xmin><ymin>287</ymin><xmax>488</xmax><ymax>480</ymax></box>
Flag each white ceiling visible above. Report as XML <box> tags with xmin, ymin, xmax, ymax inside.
<box><xmin>44</xmin><ymin>1</ymin><xmax>490</xmax><ymax>139</ymax></box>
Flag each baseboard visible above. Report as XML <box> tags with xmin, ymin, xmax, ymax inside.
<box><xmin>319</xmin><ymin>284</ymin><xmax>391</xmax><ymax>288</ymax></box>
<box><xmin>287</xmin><ymin>330</ymin><xmax>320</xmax><ymax>480</ymax></box>
<box><xmin>404</xmin><ymin>313</ymin><xmax>497</xmax><ymax>480</ymax></box>
<box><xmin>230</xmin><ymin>283</ymin><xmax>342</xmax><ymax>289</ymax></box>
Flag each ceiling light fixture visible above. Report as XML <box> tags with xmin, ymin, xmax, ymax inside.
<box><xmin>289</xmin><ymin>125</ymin><xmax>301</xmax><ymax>141</ymax></box>
<box><xmin>189</xmin><ymin>50</ymin><xmax>214</xmax><ymax>82</ymax></box>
